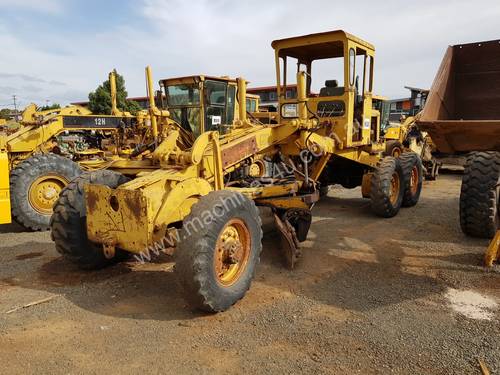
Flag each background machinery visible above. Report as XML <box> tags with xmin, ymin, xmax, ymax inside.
<box><xmin>418</xmin><ymin>39</ymin><xmax>500</xmax><ymax>266</ymax></box>
<box><xmin>372</xmin><ymin>95</ymin><xmax>440</xmax><ymax>180</ymax></box>
<box><xmin>0</xmin><ymin>72</ymin><xmax>172</xmax><ymax>230</ymax></box>
<box><xmin>50</xmin><ymin>30</ymin><xmax>424</xmax><ymax>312</ymax></box>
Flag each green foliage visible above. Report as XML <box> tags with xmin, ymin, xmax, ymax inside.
<box><xmin>88</xmin><ymin>70</ymin><xmax>142</xmax><ymax>115</ymax></box>
<box><xmin>0</xmin><ymin>108</ymin><xmax>14</xmax><ymax>120</ymax></box>
<box><xmin>39</xmin><ymin>103</ymin><xmax>61</xmax><ymax>111</ymax></box>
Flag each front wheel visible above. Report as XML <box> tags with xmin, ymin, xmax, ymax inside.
<box><xmin>370</xmin><ymin>156</ymin><xmax>404</xmax><ymax>218</ymax></box>
<box><xmin>50</xmin><ymin>170</ymin><xmax>130</xmax><ymax>269</ymax></box>
<box><xmin>10</xmin><ymin>154</ymin><xmax>81</xmax><ymax>231</ymax></box>
<box><xmin>175</xmin><ymin>190</ymin><xmax>263</xmax><ymax>312</ymax></box>
<box><xmin>384</xmin><ymin>140</ymin><xmax>403</xmax><ymax>158</ymax></box>
<box><xmin>399</xmin><ymin>152</ymin><xmax>423</xmax><ymax>207</ymax></box>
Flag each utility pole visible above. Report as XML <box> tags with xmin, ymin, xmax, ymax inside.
<box><xmin>12</xmin><ymin>95</ymin><xmax>17</xmax><ymax>112</ymax></box>
<box><xmin>12</xmin><ymin>94</ymin><xmax>18</xmax><ymax>120</ymax></box>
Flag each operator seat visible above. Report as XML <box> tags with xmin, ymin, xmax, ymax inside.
<box><xmin>319</xmin><ymin>80</ymin><xmax>344</xmax><ymax>97</ymax></box>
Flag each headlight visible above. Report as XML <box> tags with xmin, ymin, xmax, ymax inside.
<box><xmin>281</xmin><ymin>103</ymin><xmax>298</xmax><ymax>118</ymax></box>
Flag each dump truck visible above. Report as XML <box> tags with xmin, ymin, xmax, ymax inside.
<box><xmin>418</xmin><ymin>39</ymin><xmax>500</xmax><ymax>266</ymax></box>
<box><xmin>50</xmin><ymin>30</ymin><xmax>424</xmax><ymax>312</ymax></box>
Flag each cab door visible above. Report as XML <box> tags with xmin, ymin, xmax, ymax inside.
<box><xmin>204</xmin><ymin>80</ymin><xmax>228</xmax><ymax>133</ymax></box>
<box><xmin>350</xmin><ymin>47</ymin><xmax>374</xmax><ymax>144</ymax></box>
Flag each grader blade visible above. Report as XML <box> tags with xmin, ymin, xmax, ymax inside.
<box><xmin>273</xmin><ymin>209</ymin><xmax>312</xmax><ymax>269</ymax></box>
<box><xmin>273</xmin><ymin>212</ymin><xmax>301</xmax><ymax>269</ymax></box>
<box><xmin>485</xmin><ymin>230</ymin><xmax>500</xmax><ymax>267</ymax></box>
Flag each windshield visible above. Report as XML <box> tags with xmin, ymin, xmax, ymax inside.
<box><xmin>166</xmin><ymin>84</ymin><xmax>200</xmax><ymax>106</ymax></box>
<box><xmin>169</xmin><ymin>107</ymin><xmax>201</xmax><ymax>137</ymax></box>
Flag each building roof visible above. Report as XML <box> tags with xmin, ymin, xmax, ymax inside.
<box><xmin>404</xmin><ymin>86</ymin><xmax>429</xmax><ymax>93</ymax></box>
<box><xmin>247</xmin><ymin>84</ymin><xmax>297</xmax><ymax>93</ymax></box>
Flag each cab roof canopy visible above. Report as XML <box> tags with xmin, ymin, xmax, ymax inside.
<box><xmin>160</xmin><ymin>75</ymin><xmax>237</xmax><ymax>86</ymax></box>
<box><xmin>271</xmin><ymin>30</ymin><xmax>374</xmax><ymax>62</ymax></box>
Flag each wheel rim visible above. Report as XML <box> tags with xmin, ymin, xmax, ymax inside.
<box><xmin>214</xmin><ymin>218</ymin><xmax>251</xmax><ymax>286</ymax></box>
<box><xmin>389</xmin><ymin>172</ymin><xmax>400</xmax><ymax>206</ymax></box>
<box><xmin>28</xmin><ymin>174</ymin><xmax>69</xmax><ymax>215</ymax></box>
<box><xmin>410</xmin><ymin>166</ymin><xmax>419</xmax><ymax>195</ymax></box>
<box><xmin>392</xmin><ymin>148</ymin><xmax>402</xmax><ymax>158</ymax></box>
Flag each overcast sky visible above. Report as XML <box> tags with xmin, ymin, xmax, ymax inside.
<box><xmin>0</xmin><ymin>0</ymin><xmax>499</xmax><ymax>108</ymax></box>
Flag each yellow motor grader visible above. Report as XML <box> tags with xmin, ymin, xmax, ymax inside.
<box><xmin>0</xmin><ymin>72</ymin><xmax>180</xmax><ymax>231</ymax></box>
<box><xmin>50</xmin><ymin>30</ymin><xmax>424</xmax><ymax>312</ymax></box>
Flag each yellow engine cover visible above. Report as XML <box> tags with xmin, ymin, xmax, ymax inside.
<box><xmin>384</xmin><ymin>126</ymin><xmax>402</xmax><ymax>141</ymax></box>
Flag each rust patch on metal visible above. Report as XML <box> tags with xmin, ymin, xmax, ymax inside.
<box><xmin>125</xmin><ymin>195</ymin><xmax>143</xmax><ymax>216</ymax></box>
<box><xmin>273</xmin><ymin>213</ymin><xmax>301</xmax><ymax>269</ymax></box>
<box><xmin>86</xmin><ymin>189</ymin><xmax>98</xmax><ymax>213</ymax></box>
<box><xmin>222</xmin><ymin>137</ymin><xmax>258</xmax><ymax>168</ymax></box>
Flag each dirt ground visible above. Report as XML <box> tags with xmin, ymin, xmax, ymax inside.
<box><xmin>0</xmin><ymin>174</ymin><xmax>498</xmax><ymax>374</ymax></box>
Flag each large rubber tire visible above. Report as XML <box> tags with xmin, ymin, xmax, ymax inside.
<box><xmin>370</xmin><ymin>156</ymin><xmax>404</xmax><ymax>218</ymax></box>
<box><xmin>50</xmin><ymin>170</ymin><xmax>130</xmax><ymax>269</ymax></box>
<box><xmin>319</xmin><ymin>185</ymin><xmax>329</xmax><ymax>197</ymax></box>
<box><xmin>424</xmin><ymin>160</ymin><xmax>440</xmax><ymax>181</ymax></box>
<box><xmin>10</xmin><ymin>154</ymin><xmax>81</xmax><ymax>231</ymax></box>
<box><xmin>459</xmin><ymin>151</ymin><xmax>500</xmax><ymax>238</ymax></box>
<box><xmin>175</xmin><ymin>190</ymin><xmax>263</xmax><ymax>312</ymax></box>
<box><xmin>399</xmin><ymin>152</ymin><xmax>423</xmax><ymax>207</ymax></box>
<box><xmin>384</xmin><ymin>140</ymin><xmax>403</xmax><ymax>158</ymax></box>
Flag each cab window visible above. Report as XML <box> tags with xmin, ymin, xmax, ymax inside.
<box><xmin>205</xmin><ymin>80</ymin><xmax>227</xmax><ymax>132</ymax></box>
<box><xmin>164</xmin><ymin>83</ymin><xmax>202</xmax><ymax>136</ymax></box>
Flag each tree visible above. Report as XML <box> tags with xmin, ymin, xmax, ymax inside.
<box><xmin>88</xmin><ymin>70</ymin><xmax>142</xmax><ymax>115</ymax></box>
<box><xmin>39</xmin><ymin>103</ymin><xmax>61</xmax><ymax>111</ymax></box>
<box><xmin>0</xmin><ymin>108</ymin><xmax>13</xmax><ymax>120</ymax></box>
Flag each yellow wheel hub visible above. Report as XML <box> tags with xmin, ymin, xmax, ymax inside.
<box><xmin>28</xmin><ymin>174</ymin><xmax>69</xmax><ymax>215</ymax></box>
<box><xmin>410</xmin><ymin>166</ymin><xmax>419</xmax><ymax>195</ymax></box>
<box><xmin>389</xmin><ymin>172</ymin><xmax>400</xmax><ymax>206</ymax></box>
<box><xmin>392</xmin><ymin>148</ymin><xmax>402</xmax><ymax>158</ymax></box>
<box><xmin>214</xmin><ymin>218</ymin><xmax>251</xmax><ymax>286</ymax></box>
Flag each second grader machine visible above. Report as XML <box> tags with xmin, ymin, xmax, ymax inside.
<box><xmin>0</xmin><ymin>72</ymin><xmax>184</xmax><ymax>230</ymax></box>
<box><xmin>50</xmin><ymin>30</ymin><xmax>424</xmax><ymax>312</ymax></box>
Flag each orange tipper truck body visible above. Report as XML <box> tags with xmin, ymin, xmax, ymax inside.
<box><xmin>418</xmin><ymin>39</ymin><xmax>500</xmax><ymax>153</ymax></box>
<box><xmin>418</xmin><ymin>39</ymin><xmax>500</xmax><ymax>267</ymax></box>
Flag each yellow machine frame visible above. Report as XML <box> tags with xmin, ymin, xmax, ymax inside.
<box><xmin>85</xmin><ymin>30</ymin><xmax>386</xmax><ymax>254</ymax></box>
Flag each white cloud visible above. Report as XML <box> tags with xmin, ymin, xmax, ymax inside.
<box><xmin>1</xmin><ymin>0</ymin><xmax>500</xmax><ymax>106</ymax></box>
<box><xmin>138</xmin><ymin>0</ymin><xmax>500</xmax><ymax>98</ymax></box>
<box><xmin>0</xmin><ymin>0</ymin><xmax>64</xmax><ymax>14</ymax></box>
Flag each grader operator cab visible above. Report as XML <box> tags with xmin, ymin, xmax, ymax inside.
<box><xmin>160</xmin><ymin>75</ymin><xmax>242</xmax><ymax>139</ymax></box>
<box><xmin>50</xmin><ymin>30</ymin><xmax>424</xmax><ymax>312</ymax></box>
